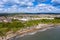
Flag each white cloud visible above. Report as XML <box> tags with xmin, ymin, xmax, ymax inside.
<box><xmin>0</xmin><ymin>4</ymin><xmax>4</xmax><ymax>7</ymax></box>
<box><xmin>0</xmin><ymin>4</ymin><xmax>60</xmax><ymax>13</ymax></box>
<box><xmin>51</xmin><ymin>0</ymin><xmax>60</xmax><ymax>3</ymax></box>
<box><xmin>19</xmin><ymin>4</ymin><xmax>60</xmax><ymax>13</ymax></box>
<box><xmin>27</xmin><ymin>2</ymin><xmax>33</xmax><ymax>6</ymax></box>
<box><xmin>0</xmin><ymin>0</ymin><xmax>60</xmax><ymax>13</ymax></box>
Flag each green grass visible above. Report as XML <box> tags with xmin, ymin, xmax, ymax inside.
<box><xmin>0</xmin><ymin>18</ymin><xmax>60</xmax><ymax>36</ymax></box>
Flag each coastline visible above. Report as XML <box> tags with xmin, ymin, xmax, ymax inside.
<box><xmin>6</xmin><ymin>24</ymin><xmax>55</xmax><ymax>40</ymax></box>
<box><xmin>0</xmin><ymin>24</ymin><xmax>60</xmax><ymax>40</ymax></box>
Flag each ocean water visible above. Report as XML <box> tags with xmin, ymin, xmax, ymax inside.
<box><xmin>10</xmin><ymin>26</ymin><xmax>60</xmax><ymax>40</ymax></box>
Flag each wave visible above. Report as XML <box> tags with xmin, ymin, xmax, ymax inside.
<box><xmin>18</xmin><ymin>27</ymin><xmax>54</xmax><ymax>37</ymax></box>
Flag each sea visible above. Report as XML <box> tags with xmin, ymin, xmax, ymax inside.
<box><xmin>9</xmin><ymin>25</ymin><xmax>60</xmax><ymax>40</ymax></box>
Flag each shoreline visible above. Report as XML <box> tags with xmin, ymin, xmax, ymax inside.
<box><xmin>7</xmin><ymin>24</ymin><xmax>54</xmax><ymax>40</ymax></box>
<box><xmin>0</xmin><ymin>24</ymin><xmax>59</xmax><ymax>40</ymax></box>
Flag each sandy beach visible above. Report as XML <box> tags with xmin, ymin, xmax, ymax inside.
<box><xmin>1</xmin><ymin>24</ymin><xmax>54</xmax><ymax>40</ymax></box>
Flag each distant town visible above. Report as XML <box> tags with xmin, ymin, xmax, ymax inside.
<box><xmin>0</xmin><ymin>13</ymin><xmax>60</xmax><ymax>22</ymax></box>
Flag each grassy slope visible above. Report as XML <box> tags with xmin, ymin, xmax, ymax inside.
<box><xmin>0</xmin><ymin>18</ymin><xmax>60</xmax><ymax>36</ymax></box>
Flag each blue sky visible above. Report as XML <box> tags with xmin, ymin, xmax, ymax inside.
<box><xmin>0</xmin><ymin>0</ymin><xmax>60</xmax><ymax>13</ymax></box>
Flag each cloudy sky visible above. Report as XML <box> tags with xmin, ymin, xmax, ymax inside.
<box><xmin>0</xmin><ymin>0</ymin><xmax>60</xmax><ymax>13</ymax></box>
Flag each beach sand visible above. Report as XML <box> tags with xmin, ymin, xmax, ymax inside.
<box><xmin>0</xmin><ymin>24</ymin><xmax>54</xmax><ymax>40</ymax></box>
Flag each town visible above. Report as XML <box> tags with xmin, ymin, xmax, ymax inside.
<box><xmin>0</xmin><ymin>14</ymin><xmax>60</xmax><ymax>22</ymax></box>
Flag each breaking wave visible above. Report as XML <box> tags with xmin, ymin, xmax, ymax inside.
<box><xmin>19</xmin><ymin>27</ymin><xmax>54</xmax><ymax>37</ymax></box>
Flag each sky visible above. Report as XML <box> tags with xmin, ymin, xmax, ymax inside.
<box><xmin>0</xmin><ymin>0</ymin><xmax>60</xmax><ymax>13</ymax></box>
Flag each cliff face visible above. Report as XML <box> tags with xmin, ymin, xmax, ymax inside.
<box><xmin>0</xmin><ymin>24</ymin><xmax>55</xmax><ymax>40</ymax></box>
